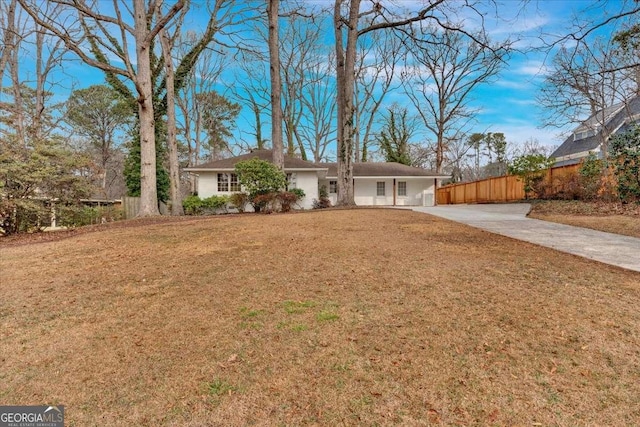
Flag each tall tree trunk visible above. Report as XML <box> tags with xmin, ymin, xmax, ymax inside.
<box><xmin>159</xmin><ymin>17</ymin><xmax>184</xmax><ymax>215</ymax></box>
<box><xmin>334</xmin><ymin>0</ymin><xmax>359</xmax><ymax>205</ymax></box>
<box><xmin>134</xmin><ymin>0</ymin><xmax>159</xmax><ymax>216</ymax></box>
<box><xmin>268</xmin><ymin>0</ymin><xmax>284</xmax><ymax>168</ymax></box>
<box><xmin>253</xmin><ymin>99</ymin><xmax>264</xmax><ymax>149</ymax></box>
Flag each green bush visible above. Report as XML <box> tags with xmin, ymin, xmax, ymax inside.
<box><xmin>610</xmin><ymin>124</ymin><xmax>640</xmax><ymax>203</ymax></box>
<box><xmin>289</xmin><ymin>188</ymin><xmax>305</xmax><ymax>200</ymax></box>
<box><xmin>508</xmin><ymin>154</ymin><xmax>555</xmax><ymax>198</ymax></box>
<box><xmin>0</xmin><ymin>199</ymin><xmax>50</xmax><ymax>234</ymax></box>
<box><xmin>235</xmin><ymin>158</ymin><xmax>287</xmax><ymax>212</ymax></box>
<box><xmin>183</xmin><ymin>195</ymin><xmax>230</xmax><ymax>215</ymax></box>
<box><xmin>182</xmin><ymin>195</ymin><xmax>203</xmax><ymax>215</ymax></box>
<box><xmin>58</xmin><ymin>205</ymin><xmax>123</xmax><ymax>227</ymax></box>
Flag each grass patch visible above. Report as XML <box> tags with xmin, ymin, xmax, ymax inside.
<box><xmin>283</xmin><ymin>300</ymin><xmax>316</xmax><ymax>314</ymax></box>
<box><xmin>205</xmin><ymin>378</ymin><xmax>238</xmax><ymax>396</ymax></box>
<box><xmin>316</xmin><ymin>309</ymin><xmax>339</xmax><ymax>322</ymax></box>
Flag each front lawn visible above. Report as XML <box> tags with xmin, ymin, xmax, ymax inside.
<box><xmin>1</xmin><ymin>209</ymin><xmax>639</xmax><ymax>426</ymax></box>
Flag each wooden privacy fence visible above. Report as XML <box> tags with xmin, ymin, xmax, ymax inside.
<box><xmin>122</xmin><ymin>196</ymin><xmax>169</xmax><ymax>218</ymax></box>
<box><xmin>437</xmin><ymin>164</ymin><xmax>581</xmax><ymax>205</ymax></box>
<box><xmin>122</xmin><ymin>196</ymin><xmax>140</xmax><ymax>219</ymax></box>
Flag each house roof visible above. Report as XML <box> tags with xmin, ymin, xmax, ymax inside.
<box><xmin>185</xmin><ymin>149</ymin><xmax>326</xmax><ymax>171</ymax></box>
<box><xmin>320</xmin><ymin>162</ymin><xmax>450</xmax><ymax>178</ymax></box>
<box><xmin>186</xmin><ymin>149</ymin><xmax>450</xmax><ymax>178</ymax></box>
<box><xmin>551</xmin><ymin>96</ymin><xmax>640</xmax><ymax>160</ymax></box>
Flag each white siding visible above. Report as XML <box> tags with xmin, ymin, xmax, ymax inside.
<box><xmin>354</xmin><ymin>178</ymin><xmax>435</xmax><ymax>206</ymax></box>
<box><xmin>291</xmin><ymin>171</ymin><xmax>319</xmax><ymax>209</ymax></box>
<box><xmin>354</xmin><ymin>179</ymin><xmax>393</xmax><ymax>206</ymax></box>
<box><xmin>196</xmin><ymin>172</ymin><xmax>222</xmax><ymax>197</ymax></box>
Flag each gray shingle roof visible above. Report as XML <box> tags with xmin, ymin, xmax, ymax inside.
<box><xmin>551</xmin><ymin>96</ymin><xmax>640</xmax><ymax>159</ymax></box>
<box><xmin>185</xmin><ymin>149</ymin><xmax>326</xmax><ymax>171</ymax></box>
<box><xmin>319</xmin><ymin>162</ymin><xmax>449</xmax><ymax>178</ymax></box>
<box><xmin>186</xmin><ymin>149</ymin><xmax>450</xmax><ymax>178</ymax></box>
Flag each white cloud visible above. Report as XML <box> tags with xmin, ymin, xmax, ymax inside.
<box><xmin>514</xmin><ymin>60</ymin><xmax>550</xmax><ymax>77</ymax></box>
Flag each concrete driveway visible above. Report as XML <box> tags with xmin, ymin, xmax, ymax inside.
<box><xmin>413</xmin><ymin>203</ymin><xmax>640</xmax><ymax>273</ymax></box>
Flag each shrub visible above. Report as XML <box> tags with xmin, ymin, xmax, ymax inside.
<box><xmin>183</xmin><ymin>195</ymin><xmax>230</xmax><ymax>215</ymax></box>
<box><xmin>579</xmin><ymin>153</ymin><xmax>604</xmax><ymax>200</ymax></box>
<box><xmin>229</xmin><ymin>193</ymin><xmax>249</xmax><ymax>213</ymax></box>
<box><xmin>235</xmin><ymin>158</ymin><xmax>287</xmax><ymax>197</ymax></box>
<box><xmin>277</xmin><ymin>191</ymin><xmax>299</xmax><ymax>213</ymax></box>
<box><xmin>508</xmin><ymin>154</ymin><xmax>555</xmax><ymax>199</ymax></box>
<box><xmin>312</xmin><ymin>185</ymin><xmax>331</xmax><ymax>209</ymax></box>
<box><xmin>235</xmin><ymin>158</ymin><xmax>288</xmax><ymax>212</ymax></box>
<box><xmin>610</xmin><ymin>124</ymin><xmax>640</xmax><ymax>203</ymax></box>
<box><xmin>182</xmin><ymin>195</ymin><xmax>204</xmax><ymax>215</ymax></box>
<box><xmin>58</xmin><ymin>205</ymin><xmax>123</xmax><ymax>227</ymax></box>
<box><xmin>252</xmin><ymin>192</ymin><xmax>277</xmax><ymax>213</ymax></box>
<box><xmin>550</xmin><ymin>174</ymin><xmax>583</xmax><ymax>200</ymax></box>
<box><xmin>0</xmin><ymin>199</ymin><xmax>50</xmax><ymax>234</ymax></box>
<box><xmin>289</xmin><ymin>188</ymin><xmax>305</xmax><ymax>200</ymax></box>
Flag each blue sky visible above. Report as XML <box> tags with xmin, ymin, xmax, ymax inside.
<box><xmin>3</xmin><ymin>0</ymin><xmax>634</xmax><ymax>160</ymax></box>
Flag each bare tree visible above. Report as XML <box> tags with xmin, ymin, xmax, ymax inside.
<box><xmin>298</xmin><ymin>53</ymin><xmax>337</xmax><ymax>162</ymax></box>
<box><xmin>230</xmin><ymin>55</ymin><xmax>270</xmax><ymax>151</ymax></box>
<box><xmin>176</xmin><ymin>30</ymin><xmax>227</xmax><ymax>172</ymax></box>
<box><xmin>539</xmin><ymin>40</ymin><xmax>632</xmax><ymax>129</ymax></box>
<box><xmin>538</xmin><ymin>0</ymin><xmax>640</xmax><ymax>157</ymax></box>
<box><xmin>279</xmin><ymin>12</ymin><xmax>324</xmax><ymax>160</ymax></box>
<box><xmin>18</xmin><ymin>0</ymin><xmax>186</xmax><ymax>216</ymax></box>
<box><xmin>402</xmin><ymin>28</ymin><xmax>508</xmax><ymax>175</ymax></box>
<box><xmin>1</xmin><ymin>1</ymin><xmax>67</xmax><ymax>147</ymax></box>
<box><xmin>353</xmin><ymin>31</ymin><xmax>402</xmax><ymax>162</ymax></box>
<box><xmin>332</xmin><ymin>0</ymin><xmax>504</xmax><ymax>205</ymax></box>
<box><xmin>0</xmin><ymin>0</ymin><xmax>18</xmax><ymax>94</ymax></box>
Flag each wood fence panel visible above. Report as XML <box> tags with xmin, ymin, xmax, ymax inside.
<box><xmin>435</xmin><ymin>164</ymin><xmax>577</xmax><ymax>205</ymax></box>
<box><xmin>123</xmin><ymin>196</ymin><xmax>140</xmax><ymax>219</ymax></box>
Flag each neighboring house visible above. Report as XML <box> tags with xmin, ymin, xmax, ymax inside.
<box><xmin>185</xmin><ymin>149</ymin><xmax>449</xmax><ymax>209</ymax></box>
<box><xmin>551</xmin><ymin>95</ymin><xmax>640</xmax><ymax>167</ymax></box>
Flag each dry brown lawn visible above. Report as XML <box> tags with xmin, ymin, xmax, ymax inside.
<box><xmin>529</xmin><ymin>200</ymin><xmax>640</xmax><ymax>238</ymax></box>
<box><xmin>1</xmin><ymin>209</ymin><xmax>639</xmax><ymax>426</ymax></box>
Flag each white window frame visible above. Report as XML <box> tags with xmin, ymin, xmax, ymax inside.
<box><xmin>376</xmin><ymin>181</ymin><xmax>385</xmax><ymax>197</ymax></box>
<box><xmin>329</xmin><ymin>180</ymin><xmax>337</xmax><ymax>194</ymax></box>
<box><xmin>218</xmin><ymin>173</ymin><xmax>240</xmax><ymax>192</ymax></box>
<box><xmin>398</xmin><ymin>181</ymin><xmax>407</xmax><ymax>197</ymax></box>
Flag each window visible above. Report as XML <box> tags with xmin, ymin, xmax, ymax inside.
<box><xmin>217</xmin><ymin>173</ymin><xmax>229</xmax><ymax>192</ymax></box>
<box><xmin>229</xmin><ymin>174</ymin><xmax>240</xmax><ymax>192</ymax></box>
<box><xmin>376</xmin><ymin>181</ymin><xmax>385</xmax><ymax>196</ymax></box>
<box><xmin>398</xmin><ymin>181</ymin><xmax>407</xmax><ymax>196</ymax></box>
<box><xmin>329</xmin><ymin>180</ymin><xmax>337</xmax><ymax>194</ymax></box>
<box><xmin>218</xmin><ymin>173</ymin><xmax>240</xmax><ymax>192</ymax></box>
